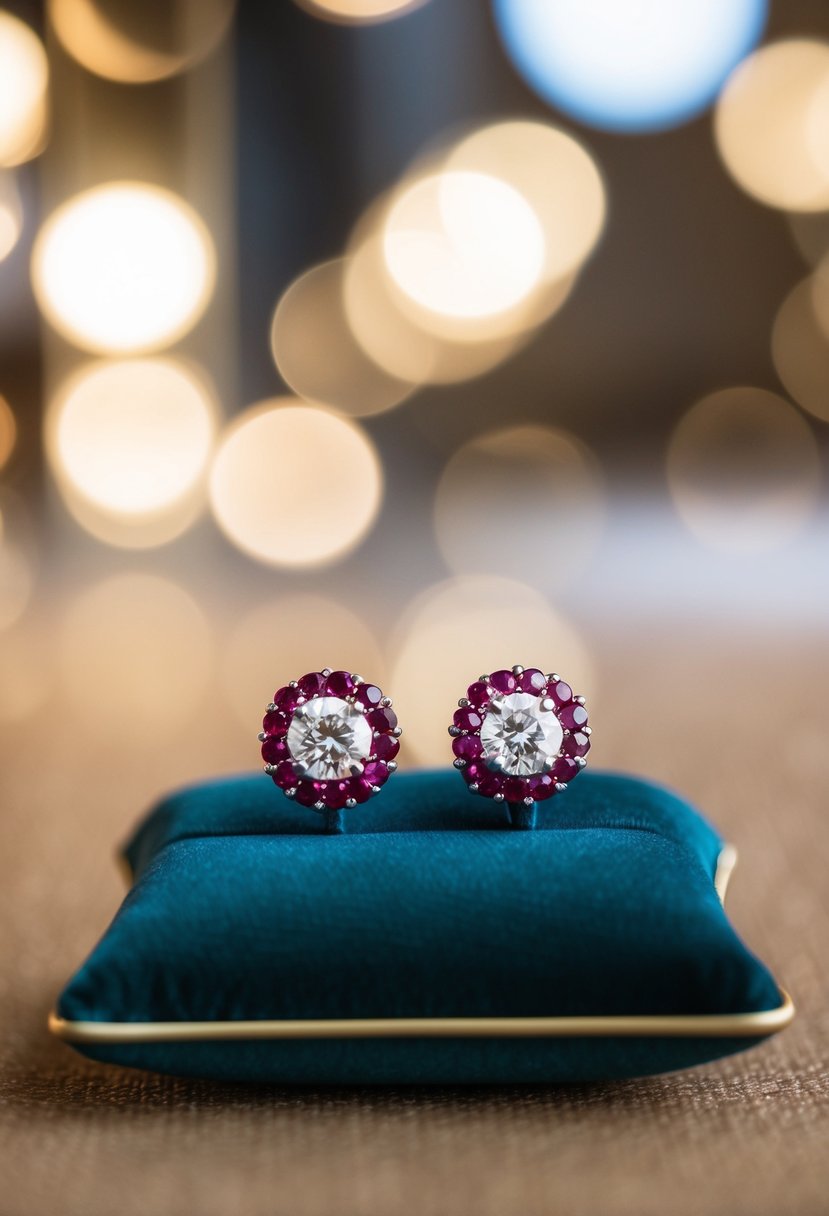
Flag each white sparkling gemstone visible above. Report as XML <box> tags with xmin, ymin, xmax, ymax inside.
<box><xmin>286</xmin><ymin>696</ymin><xmax>373</xmax><ymax>781</ymax></box>
<box><xmin>479</xmin><ymin>691</ymin><xmax>563</xmax><ymax>777</ymax></box>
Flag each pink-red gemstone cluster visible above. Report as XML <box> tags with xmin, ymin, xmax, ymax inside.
<box><xmin>261</xmin><ymin>670</ymin><xmax>399</xmax><ymax>810</ymax></box>
<box><xmin>450</xmin><ymin>667</ymin><xmax>590</xmax><ymax>803</ymax></box>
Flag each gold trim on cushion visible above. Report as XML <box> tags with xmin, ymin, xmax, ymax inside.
<box><xmin>714</xmin><ymin>843</ymin><xmax>738</xmax><ymax>903</ymax></box>
<box><xmin>48</xmin><ymin>991</ymin><xmax>794</xmax><ymax>1044</ymax></box>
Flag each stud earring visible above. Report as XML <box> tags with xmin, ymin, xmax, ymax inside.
<box><xmin>449</xmin><ymin>665</ymin><xmax>590</xmax><ymax>829</ymax></box>
<box><xmin>260</xmin><ymin>669</ymin><xmax>401</xmax><ymax>833</ymax></box>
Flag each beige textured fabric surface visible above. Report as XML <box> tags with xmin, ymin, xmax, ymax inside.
<box><xmin>1</xmin><ymin>630</ymin><xmax>826</xmax><ymax>1216</ymax></box>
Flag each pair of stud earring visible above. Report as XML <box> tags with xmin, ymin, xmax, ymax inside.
<box><xmin>259</xmin><ymin>665</ymin><xmax>590</xmax><ymax>832</ymax></box>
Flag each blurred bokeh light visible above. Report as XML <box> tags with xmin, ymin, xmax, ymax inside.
<box><xmin>271</xmin><ymin>259</ymin><xmax>416</xmax><ymax>416</ymax></box>
<box><xmin>382</xmin><ymin>170</ymin><xmax>545</xmax><ymax>325</ymax></box>
<box><xmin>0</xmin><ymin>394</ymin><xmax>16</xmax><ymax>470</ymax></box>
<box><xmin>0</xmin><ymin>625</ymin><xmax>50</xmax><ymax>723</ymax></box>
<box><xmin>493</xmin><ymin>0</ymin><xmax>767</xmax><ymax>133</ymax></box>
<box><xmin>391</xmin><ymin>575</ymin><xmax>594</xmax><ymax>765</ymax></box>
<box><xmin>446</xmin><ymin>121</ymin><xmax>606</xmax><ymax>287</ymax></box>
<box><xmin>0</xmin><ymin>540</ymin><xmax>32</xmax><ymax>631</ymax></box>
<box><xmin>58</xmin><ymin>573</ymin><xmax>212</xmax><ymax>744</ymax></box>
<box><xmin>344</xmin><ymin>231</ymin><xmax>532</xmax><ymax>385</ymax></box>
<box><xmin>786</xmin><ymin>210</ymin><xmax>829</xmax><ymax>267</ymax></box>
<box><xmin>811</xmin><ymin>256</ymin><xmax>829</xmax><ymax>343</ymax></box>
<box><xmin>32</xmin><ymin>182</ymin><xmax>215</xmax><ymax>354</ymax></box>
<box><xmin>294</xmin><ymin>0</ymin><xmax>427</xmax><ymax>25</ymax></box>
<box><xmin>434</xmin><ymin>425</ymin><xmax>605</xmax><ymax>594</ymax></box>
<box><xmin>771</xmin><ymin>276</ymin><xmax>829</xmax><ymax>423</ymax></box>
<box><xmin>0</xmin><ymin>170</ymin><xmax>22</xmax><ymax>262</ymax></box>
<box><xmin>209</xmin><ymin>400</ymin><xmax>383</xmax><ymax>567</ymax></box>
<box><xmin>0</xmin><ymin>10</ymin><xmax>48</xmax><ymax>167</ymax></box>
<box><xmin>48</xmin><ymin>0</ymin><xmax>236</xmax><ymax>84</ymax></box>
<box><xmin>715</xmin><ymin>39</ymin><xmax>829</xmax><ymax>212</ymax></box>
<box><xmin>667</xmin><ymin>387</ymin><xmax>821</xmax><ymax>552</ymax></box>
<box><xmin>222</xmin><ymin>594</ymin><xmax>385</xmax><ymax>732</ymax></box>
<box><xmin>46</xmin><ymin>359</ymin><xmax>217</xmax><ymax>547</ymax></box>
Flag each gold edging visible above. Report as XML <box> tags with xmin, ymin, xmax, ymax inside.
<box><xmin>48</xmin><ymin>991</ymin><xmax>794</xmax><ymax>1044</ymax></box>
<box><xmin>714</xmin><ymin>844</ymin><xmax>738</xmax><ymax>903</ymax></box>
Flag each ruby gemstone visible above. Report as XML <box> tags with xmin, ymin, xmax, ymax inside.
<box><xmin>262</xmin><ymin>735</ymin><xmax>289</xmax><ymax>765</ymax></box>
<box><xmin>294</xmin><ymin>783</ymin><xmax>319</xmax><ymax>807</ymax></box>
<box><xmin>363</xmin><ymin>760</ymin><xmax>390</xmax><ymax>787</ymax></box>
<box><xmin>518</xmin><ymin>668</ymin><xmax>546</xmax><ymax>694</ymax></box>
<box><xmin>262</xmin><ymin>709</ymin><xmax>289</xmax><ymax>737</ymax></box>
<box><xmin>297</xmin><ymin>671</ymin><xmax>327</xmax><ymax>698</ymax></box>
<box><xmin>453</xmin><ymin>706</ymin><xmax>483</xmax><ymax>732</ymax></box>
<box><xmin>552</xmin><ymin>756</ymin><xmax>580</xmax><ymax>782</ymax></box>
<box><xmin>475</xmin><ymin>769</ymin><xmax>504</xmax><ymax>797</ymax></box>
<box><xmin>528</xmin><ymin>772</ymin><xmax>556</xmax><ymax>801</ymax></box>
<box><xmin>548</xmin><ymin>679</ymin><xmax>573</xmax><ymax>707</ymax></box>
<box><xmin>369</xmin><ymin>706</ymin><xmax>398</xmax><ymax>733</ymax></box>
<box><xmin>273</xmin><ymin>761</ymin><xmax>297</xmax><ymax>790</ymax></box>
<box><xmin>355</xmin><ymin>683</ymin><xmax>383</xmax><ymax>709</ymax></box>
<box><xmin>489</xmin><ymin>669</ymin><xmax>517</xmax><ymax>695</ymax></box>
<box><xmin>372</xmin><ymin>734</ymin><xmax>400</xmax><ymax>762</ymax></box>
<box><xmin>502</xmin><ymin>776</ymin><xmax>528</xmax><ymax>803</ymax></box>
<box><xmin>560</xmin><ymin>703</ymin><xmax>588</xmax><ymax>731</ymax></box>
<box><xmin>563</xmin><ymin>731</ymin><xmax>591</xmax><ymax>758</ymax></box>
<box><xmin>452</xmin><ymin>734</ymin><xmax>482</xmax><ymax>761</ymax></box>
<box><xmin>321</xmin><ymin>781</ymin><xmax>351</xmax><ymax>809</ymax></box>
<box><xmin>273</xmin><ymin>685</ymin><xmax>300</xmax><ymax>713</ymax></box>
<box><xmin>352</xmin><ymin>776</ymin><xmax>375</xmax><ymax>803</ymax></box>
<box><xmin>325</xmin><ymin>670</ymin><xmax>355</xmax><ymax>698</ymax></box>
<box><xmin>466</xmin><ymin>681</ymin><xmax>490</xmax><ymax>707</ymax></box>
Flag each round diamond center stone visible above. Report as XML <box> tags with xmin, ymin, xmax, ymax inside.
<box><xmin>286</xmin><ymin>696</ymin><xmax>373</xmax><ymax>781</ymax></box>
<box><xmin>479</xmin><ymin>691</ymin><xmax>563</xmax><ymax>777</ymax></box>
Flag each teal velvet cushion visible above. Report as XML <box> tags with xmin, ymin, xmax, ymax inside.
<box><xmin>52</xmin><ymin>770</ymin><xmax>791</xmax><ymax>1084</ymax></box>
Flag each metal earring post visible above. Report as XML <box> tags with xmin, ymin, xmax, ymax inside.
<box><xmin>322</xmin><ymin>808</ymin><xmax>345</xmax><ymax>834</ymax></box>
<box><xmin>507</xmin><ymin>801</ymin><xmax>537</xmax><ymax>830</ymax></box>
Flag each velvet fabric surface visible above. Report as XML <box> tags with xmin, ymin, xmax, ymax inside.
<box><xmin>55</xmin><ymin>770</ymin><xmax>784</xmax><ymax>1084</ymax></box>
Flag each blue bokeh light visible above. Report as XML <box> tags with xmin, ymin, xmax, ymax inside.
<box><xmin>492</xmin><ymin>0</ymin><xmax>768</xmax><ymax>134</ymax></box>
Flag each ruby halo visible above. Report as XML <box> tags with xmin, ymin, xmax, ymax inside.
<box><xmin>260</xmin><ymin>669</ymin><xmax>401</xmax><ymax>811</ymax></box>
<box><xmin>449</xmin><ymin>665</ymin><xmax>590</xmax><ymax>805</ymax></box>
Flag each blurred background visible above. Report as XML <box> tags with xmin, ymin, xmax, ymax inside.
<box><xmin>1</xmin><ymin>0</ymin><xmax>829</xmax><ymax>795</ymax></box>
<box><xmin>4</xmin><ymin>6</ymin><xmax>829</xmax><ymax>1209</ymax></box>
